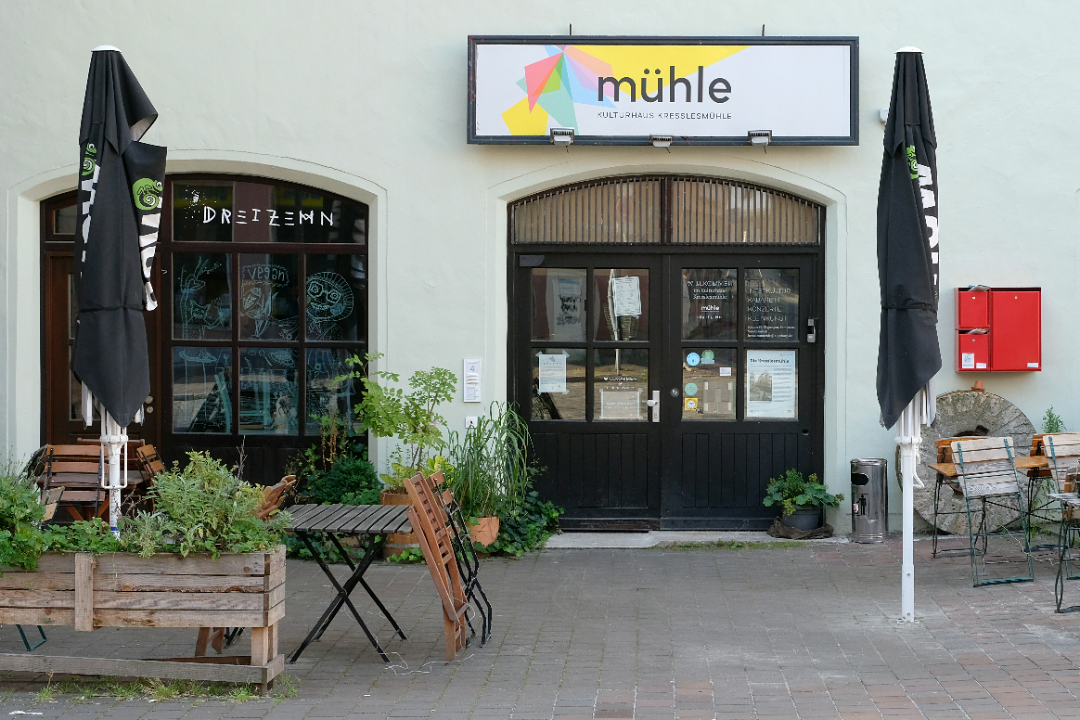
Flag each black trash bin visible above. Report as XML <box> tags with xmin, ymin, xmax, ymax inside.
<box><xmin>851</xmin><ymin>458</ymin><xmax>888</xmax><ymax>543</ymax></box>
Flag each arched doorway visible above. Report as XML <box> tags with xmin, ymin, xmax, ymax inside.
<box><xmin>40</xmin><ymin>175</ymin><xmax>369</xmax><ymax>484</ymax></box>
<box><xmin>508</xmin><ymin>175</ymin><xmax>826</xmax><ymax>529</ymax></box>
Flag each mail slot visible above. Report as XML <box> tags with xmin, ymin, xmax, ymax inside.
<box><xmin>956</xmin><ymin>332</ymin><xmax>989</xmax><ymax>372</ymax></box>
<box><xmin>956</xmin><ymin>289</ymin><xmax>989</xmax><ymax>330</ymax></box>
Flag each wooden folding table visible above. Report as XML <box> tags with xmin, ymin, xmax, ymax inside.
<box><xmin>286</xmin><ymin>504</ymin><xmax>411</xmax><ymax>663</ymax></box>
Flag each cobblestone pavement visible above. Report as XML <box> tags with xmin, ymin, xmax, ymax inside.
<box><xmin>3</xmin><ymin>537</ymin><xmax>1080</xmax><ymax>719</ymax></box>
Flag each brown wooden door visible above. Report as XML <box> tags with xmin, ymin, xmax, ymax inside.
<box><xmin>42</xmin><ymin>252</ymin><xmax>161</xmax><ymax>447</ymax></box>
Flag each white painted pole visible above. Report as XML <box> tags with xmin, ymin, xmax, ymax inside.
<box><xmin>898</xmin><ymin>389</ymin><xmax>926</xmax><ymax>623</ymax></box>
<box><xmin>99</xmin><ymin>409</ymin><xmax>129</xmax><ymax>538</ymax></box>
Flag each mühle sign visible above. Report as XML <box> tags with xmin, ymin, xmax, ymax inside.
<box><xmin>468</xmin><ymin>36</ymin><xmax>858</xmax><ymax>146</ymax></box>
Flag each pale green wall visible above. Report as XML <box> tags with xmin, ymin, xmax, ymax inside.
<box><xmin>1</xmin><ymin>1</ymin><xmax>1076</xmax><ymax>528</ymax></box>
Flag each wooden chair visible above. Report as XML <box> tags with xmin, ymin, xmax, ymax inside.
<box><xmin>951</xmin><ymin>437</ymin><xmax>1035</xmax><ymax>586</ymax></box>
<box><xmin>35</xmin><ymin>445</ymin><xmax>108</xmax><ymax>522</ymax></box>
<box><xmin>134</xmin><ymin>444</ymin><xmax>166</xmax><ymax>483</ymax></box>
<box><xmin>256</xmin><ymin>474</ymin><xmax>298</xmax><ymax>520</ymax></box>
<box><xmin>195</xmin><ymin>474</ymin><xmax>297</xmax><ymax>657</ymax></box>
<box><xmin>404</xmin><ymin>472</ymin><xmax>470</xmax><ymax>661</ymax></box>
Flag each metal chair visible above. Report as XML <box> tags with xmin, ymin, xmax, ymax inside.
<box><xmin>932</xmin><ymin>436</ymin><xmax>972</xmax><ymax>557</ymax></box>
<box><xmin>951</xmin><ymin>437</ymin><xmax>1035</xmax><ymax>586</ymax></box>
<box><xmin>1040</xmin><ymin>433</ymin><xmax>1080</xmax><ymax>611</ymax></box>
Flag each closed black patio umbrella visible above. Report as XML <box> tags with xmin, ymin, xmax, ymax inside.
<box><xmin>876</xmin><ymin>47</ymin><xmax>940</xmax><ymax>622</ymax></box>
<box><xmin>72</xmin><ymin>46</ymin><xmax>166</xmax><ymax>534</ymax></box>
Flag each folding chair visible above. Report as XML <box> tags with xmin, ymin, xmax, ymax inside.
<box><xmin>35</xmin><ymin>444</ymin><xmax>107</xmax><ymax>522</ymax></box>
<box><xmin>404</xmin><ymin>473</ymin><xmax>470</xmax><ymax>661</ymax></box>
<box><xmin>425</xmin><ymin>471</ymin><xmax>493</xmax><ymax>645</ymax></box>
<box><xmin>932</xmin><ymin>436</ymin><xmax>973</xmax><ymax>558</ymax></box>
<box><xmin>1040</xmin><ymin>433</ymin><xmax>1080</xmax><ymax>611</ymax></box>
<box><xmin>951</xmin><ymin>437</ymin><xmax>1035</xmax><ymax>586</ymax></box>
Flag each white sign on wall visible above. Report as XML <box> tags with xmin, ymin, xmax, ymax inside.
<box><xmin>469</xmin><ymin>36</ymin><xmax>858</xmax><ymax>146</ymax></box>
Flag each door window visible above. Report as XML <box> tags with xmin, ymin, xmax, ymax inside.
<box><xmin>681</xmin><ymin>348</ymin><xmax>736</xmax><ymax>420</ymax></box>
<box><xmin>744</xmin><ymin>268</ymin><xmax>799</xmax><ymax>341</ymax></box>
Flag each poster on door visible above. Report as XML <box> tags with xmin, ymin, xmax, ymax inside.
<box><xmin>547</xmin><ymin>271</ymin><xmax>585</xmax><ymax>341</ymax></box>
<box><xmin>537</xmin><ymin>353</ymin><xmax>568</xmax><ymax>394</ymax></box>
<box><xmin>745</xmin><ymin>349</ymin><xmax>797</xmax><ymax>419</ymax></box>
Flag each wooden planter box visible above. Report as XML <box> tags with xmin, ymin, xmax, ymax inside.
<box><xmin>0</xmin><ymin>546</ymin><xmax>285</xmax><ymax>691</ymax></box>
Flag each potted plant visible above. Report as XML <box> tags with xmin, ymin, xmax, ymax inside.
<box><xmin>444</xmin><ymin>403</ymin><xmax>535</xmax><ymax>547</ymax></box>
<box><xmin>0</xmin><ymin>451</ymin><xmax>289</xmax><ymax>689</ymax></box>
<box><xmin>762</xmin><ymin>469</ymin><xmax>844</xmax><ymax>531</ymax></box>
<box><xmin>343</xmin><ymin>352</ymin><xmax>457</xmax><ymax>500</ymax></box>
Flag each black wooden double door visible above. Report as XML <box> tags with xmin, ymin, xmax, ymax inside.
<box><xmin>512</xmin><ymin>249</ymin><xmax>824</xmax><ymax>529</ymax></box>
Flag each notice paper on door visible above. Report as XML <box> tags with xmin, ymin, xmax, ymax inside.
<box><xmin>537</xmin><ymin>353</ymin><xmax>567</xmax><ymax>394</ymax></box>
<box><xmin>745</xmin><ymin>349</ymin><xmax>797</xmax><ymax>419</ymax></box>
<box><xmin>611</xmin><ymin>276</ymin><xmax>642</xmax><ymax>317</ymax></box>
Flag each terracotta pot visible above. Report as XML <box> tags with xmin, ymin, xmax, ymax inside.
<box><xmin>468</xmin><ymin>517</ymin><xmax>500</xmax><ymax>547</ymax></box>
<box><xmin>380</xmin><ymin>487</ymin><xmax>418</xmax><ymax>557</ymax></box>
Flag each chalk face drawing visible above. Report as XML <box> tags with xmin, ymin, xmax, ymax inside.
<box><xmin>176</xmin><ymin>255</ymin><xmax>229</xmax><ymax>340</ymax></box>
<box><xmin>306</xmin><ymin>271</ymin><xmax>354</xmax><ymax>340</ymax></box>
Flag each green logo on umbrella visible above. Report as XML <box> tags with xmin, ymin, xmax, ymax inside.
<box><xmin>80</xmin><ymin>143</ymin><xmax>98</xmax><ymax>177</ymax></box>
<box><xmin>132</xmin><ymin>178</ymin><xmax>162</xmax><ymax>210</ymax></box>
<box><xmin>905</xmin><ymin>145</ymin><xmax>918</xmax><ymax>179</ymax></box>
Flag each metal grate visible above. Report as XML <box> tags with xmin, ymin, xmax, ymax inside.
<box><xmin>510</xmin><ymin>177</ymin><xmax>663</xmax><ymax>245</ymax></box>
<box><xmin>671</xmin><ymin>178</ymin><xmax>821</xmax><ymax>245</ymax></box>
<box><xmin>510</xmin><ymin>175</ymin><xmax>822</xmax><ymax>246</ymax></box>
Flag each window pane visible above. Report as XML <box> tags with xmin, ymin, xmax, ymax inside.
<box><xmin>173</xmin><ymin>183</ymin><xmax>234</xmax><ymax>243</ymax></box>
<box><xmin>593</xmin><ymin>268</ymin><xmax>648</xmax><ymax>341</ymax></box>
<box><xmin>744</xmin><ymin>268</ymin><xmax>799</xmax><ymax>341</ymax></box>
<box><xmin>682</xmin><ymin>348</ymin><xmax>736</xmax><ymax>421</ymax></box>
<box><xmin>682</xmin><ymin>268</ymin><xmax>737</xmax><ymax>340</ymax></box>
<box><xmin>593</xmin><ymin>349</ymin><xmax>649</xmax><ymax>421</ymax></box>
<box><xmin>745</xmin><ymin>349</ymin><xmax>798</xmax><ymax>420</ymax></box>
<box><xmin>532</xmin><ymin>348</ymin><xmax>586</xmax><ymax>420</ymax></box>
<box><xmin>239</xmin><ymin>348</ymin><xmax>298</xmax><ymax>434</ymax></box>
<box><xmin>306</xmin><ymin>348</ymin><xmax>359</xmax><ymax>434</ymax></box>
<box><xmin>54</xmin><ymin>205</ymin><xmax>76</xmax><ymax>235</ymax></box>
<box><xmin>271</xmin><ymin>186</ymin><xmax>367</xmax><ymax>245</ymax></box>
<box><xmin>531</xmin><ymin>268</ymin><xmax>586</xmax><ymax>342</ymax></box>
<box><xmin>306</xmin><ymin>255</ymin><xmax>366</xmax><ymax>341</ymax></box>
<box><xmin>173</xmin><ymin>347</ymin><xmax>232</xmax><ymax>433</ymax></box>
<box><xmin>238</xmin><ymin>254</ymin><xmax>299</xmax><ymax>340</ymax></box>
<box><xmin>174</xmin><ymin>253</ymin><xmax>232</xmax><ymax>340</ymax></box>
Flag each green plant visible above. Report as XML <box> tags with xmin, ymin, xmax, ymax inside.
<box><xmin>0</xmin><ymin>453</ymin><xmax>46</xmax><ymax>573</ymax></box>
<box><xmin>386</xmin><ymin>546</ymin><xmax>426</xmax><ymax>564</ymax></box>
<box><xmin>343</xmin><ymin>353</ymin><xmax>457</xmax><ymax>488</ymax></box>
<box><xmin>444</xmin><ymin>402</ymin><xmax>537</xmax><ymax>521</ymax></box>
<box><xmin>1043</xmin><ymin>406</ymin><xmax>1066</xmax><ymax>433</ymax></box>
<box><xmin>118</xmin><ymin>451</ymin><xmax>290</xmax><ymax>558</ymax></box>
<box><xmin>762</xmin><ymin>469</ymin><xmax>844</xmax><ymax>517</ymax></box>
<box><xmin>305</xmin><ymin>453</ymin><xmax>382</xmax><ymax>505</ymax></box>
<box><xmin>483</xmin><ymin>491</ymin><xmax>563</xmax><ymax>556</ymax></box>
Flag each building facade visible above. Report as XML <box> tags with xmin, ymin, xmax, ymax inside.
<box><xmin>1</xmin><ymin>1</ymin><xmax>1075</xmax><ymax>531</ymax></box>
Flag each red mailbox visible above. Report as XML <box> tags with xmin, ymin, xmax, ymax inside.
<box><xmin>955</xmin><ymin>287</ymin><xmax>1040</xmax><ymax>372</ymax></box>
<box><xmin>989</xmin><ymin>289</ymin><xmax>1041</xmax><ymax>371</ymax></box>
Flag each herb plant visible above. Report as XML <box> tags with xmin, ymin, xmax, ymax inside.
<box><xmin>762</xmin><ymin>469</ymin><xmax>844</xmax><ymax>517</ymax></box>
<box><xmin>1043</xmin><ymin>406</ymin><xmax>1066</xmax><ymax>434</ymax></box>
<box><xmin>0</xmin><ymin>454</ymin><xmax>46</xmax><ymax>571</ymax></box>
<box><xmin>304</xmin><ymin>453</ymin><xmax>382</xmax><ymax>505</ymax></box>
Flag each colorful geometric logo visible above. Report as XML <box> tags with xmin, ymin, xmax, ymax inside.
<box><xmin>500</xmin><ymin>44</ymin><xmax>745</xmax><ymax>135</ymax></box>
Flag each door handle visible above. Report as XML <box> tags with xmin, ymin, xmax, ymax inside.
<box><xmin>806</xmin><ymin>318</ymin><xmax>817</xmax><ymax>344</ymax></box>
<box><xmin>646</xmin><ymin>390</ymin><xmax>660</xmax><ymax>422</ymax></box>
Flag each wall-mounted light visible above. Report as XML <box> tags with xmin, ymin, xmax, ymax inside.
<box><xmin>549</xmin><ymin>128</ymin><xmax>574</xmax><ymax>146</ymax></box>
<box><xmin>650</xmin><ymin>134</ymin><xmax>673</xmax><ymax>149</ymax></box>
<box><xmin>748</xmin><ymin>130</ymin><xmax>772</xmax><ymax>149</ymax></box>
<box><xmin>879</xmin><ymin>108</ymin><xmax>889</xmax><ymax>124</ymax></box>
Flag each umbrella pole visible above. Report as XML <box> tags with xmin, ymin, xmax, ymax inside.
<box><xmin>898</xmin><ymin>390</ymin><xmax>926</xmax><ymax>623</ymax></box>
<box><xmin>100</xmin><ymin>411</ymin><xmax>129</xmax><ymax>538</ymax></box>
